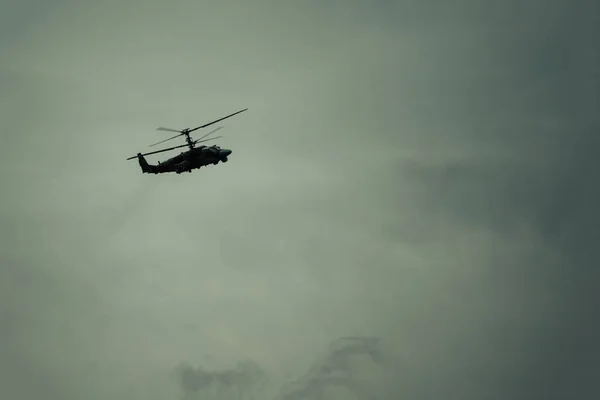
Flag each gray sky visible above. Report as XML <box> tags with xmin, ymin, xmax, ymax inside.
<box><xmin>1</xmin><ymin>1</ymin><xmax>598</xmax><ymax>399</ymax></box>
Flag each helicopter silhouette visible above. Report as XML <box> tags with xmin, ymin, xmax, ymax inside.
<box><xmin>126</xmin><ymin>108</ymin><xmax>247</xmax><ymax>174</ymax></box>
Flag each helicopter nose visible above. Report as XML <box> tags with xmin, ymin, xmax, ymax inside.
<box><xmin>220</xmin><ymin>149</ymin><xmax>232</xmax><ymax>156</ymax></box>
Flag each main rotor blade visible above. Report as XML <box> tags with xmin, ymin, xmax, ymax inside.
<box><xmin>126</xmin><ymin>142</ymin><xmax>189</xmax><ymax>160</ymax></box>
<box><xmin>194</xmin><ymin>135</ymin><xmax>222</xmax><ymax>144</ymax></box>
<box><xmin>149</xmin><ymin>126</ymin><xmax>222</xmax><ymax>148</ymax></box>
<box><xmin>195</xmin><ymin>126</ymin><xmax>223</xmax><ymax>142</ymax></box>
<box><xmin>156</xmin><ymin>127</ymin><xmax>182</xmax><ymax>133</ymax></box>
<box><xmin>149</xmin><ymin>132</ymin><xmax>184</xmax><ymax>147</ymax></box>
<box><xmin>187</xmin><ymin>108</ymin><xmax>247</xmax><ymax>133</ymax></box>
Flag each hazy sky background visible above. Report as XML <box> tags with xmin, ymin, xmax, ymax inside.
<box><xmin>1</xmin><ymin>1</ymin><xmax>598</xmax><ymax>399</ymax></box>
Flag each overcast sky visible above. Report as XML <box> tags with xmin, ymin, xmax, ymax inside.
<box><xmin>1</xmin><ymin>1</ymin><xmax>598</xmax><ymax>399</ymax></box>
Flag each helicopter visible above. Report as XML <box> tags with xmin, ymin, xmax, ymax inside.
<box><xmin>126</xmin><ymin>108</ymin><xmax>247</xmax><ymax>174</ymax></box>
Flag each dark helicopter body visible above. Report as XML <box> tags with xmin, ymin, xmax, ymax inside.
<box><xmin>136</xmin><ymin>145</ymin><xmax>232</xmax><ymax>174</ymax></box>
<box><xmin>127</xmin><ymin>108</ymin><xmax>246</xmax><ymax>175</ymax></box>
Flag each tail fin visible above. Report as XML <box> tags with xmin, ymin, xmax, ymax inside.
<box><xmin>137</xmin><ymin>153</ymin><xmax>154</xmax><ymax>173</ymax></box>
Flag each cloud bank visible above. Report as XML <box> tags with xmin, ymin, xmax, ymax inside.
<box><xmin>1</xmin><ymin>1</ymin><xmax>598</xmax><ymax>399</ymax></box>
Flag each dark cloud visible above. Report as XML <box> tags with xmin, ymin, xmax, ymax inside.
<box><xmin>1</xmin><ymin>0</ymin><xmax>599</xmax><ymax>399</ymax></box>
<box><xmin>273</xmin><ymin>337</ymin><xmax>397</xmax><ymax>400</ymax></box>
<box><xmin>173</xmin><ymin>359</ymin><xmax>267</xmax><ymax>399</ymax></box>
<box><xmin>271</xmin><ymin>2</ymin><xmax>600</xmax><ymax>398</ymax></box>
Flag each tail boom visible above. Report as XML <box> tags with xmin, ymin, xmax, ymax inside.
<box><xmin>137</xmin><ymin>153</ymin><xmax>157</xmax><ymax>174</ymax></box>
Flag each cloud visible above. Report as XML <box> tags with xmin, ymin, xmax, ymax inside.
<box><xmin>1</xmin><ymin>1</ymin><xmax>599</xmax><ymax>399</ymax></box>
<box><xmin>273</xmin><ymin>337</ymin><xmax>397</xmax><ymax>400</ymax></box>
<box><xmin>173</xmin><ymin>359</ymin><xmax>267</xmax><ymax>399</ymax></box>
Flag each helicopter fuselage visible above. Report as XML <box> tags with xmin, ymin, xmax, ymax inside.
<box><xmin>137</xmin><ymin>145</ymin><xmax>232</xmax><ymax>174</ymax></box>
